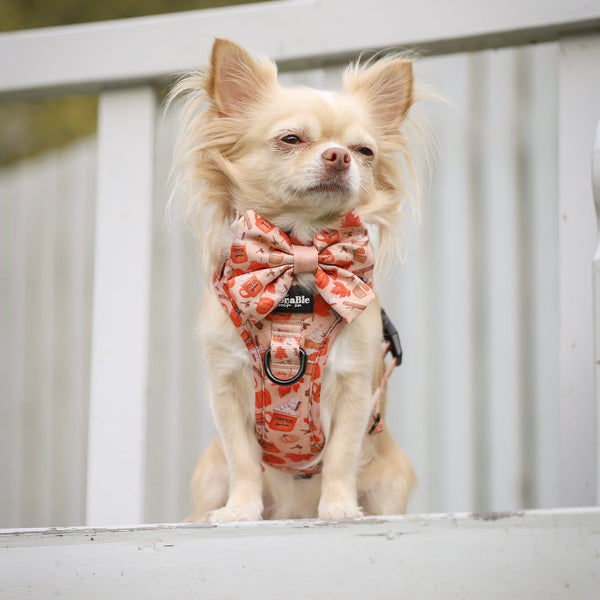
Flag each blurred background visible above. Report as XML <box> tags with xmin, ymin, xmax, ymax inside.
<box><xmin>1</xmin><ymin>1</ymin><xmax>565</xmax><ymax>527</ymax></box>
<box><xmin>0</xmin><ymin>0</ymin><xmax>272</xmax><ymax>165</ymax></box>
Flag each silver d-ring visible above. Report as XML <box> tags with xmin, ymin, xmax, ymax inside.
<box><xmin>263</xmin><ymin>348</ymin><xmax>307</xmax><ymax>386</ymax></box>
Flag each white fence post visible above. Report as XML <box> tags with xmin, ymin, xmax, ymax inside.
<box><xmin>86</xmin><ymin>87</ymin><xmax>156</xmax><ymax>525</ymax></box>
<box><xmin>557</xmin><ymin>34</ymin><xmax>600</xmax><ymax>506</ymax></box>
<box><xmin>593</xmin><ymin>118</ymin><xmax>600</xmax><ymax>505</ymax></box>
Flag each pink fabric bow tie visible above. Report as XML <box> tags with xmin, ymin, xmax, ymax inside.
<box><xmin>219</xmin><ymin>210</ymin><xmax>376</xmax><ymax>323</ymax></box>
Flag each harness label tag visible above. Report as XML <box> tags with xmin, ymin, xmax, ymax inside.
<box><xmin>273</xmin><ymin>285</ymin><xmax>314</xmax><ymax>314</ymax></box>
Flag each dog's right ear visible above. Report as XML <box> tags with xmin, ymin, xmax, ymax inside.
<box><xmin>344</xmin><ymin>56</ymin><xmax>414</xmax><ymax>132</ymax></box>
<box><xmin>207</xmin><ymin>38</ymin><xmax>277</xmax><ymax>117</ymax></box>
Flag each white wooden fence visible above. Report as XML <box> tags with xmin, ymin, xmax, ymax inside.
<box><xmin>1</xmin><ymin>139</ymin><xmax>96</xmax><ymax>527</ymax></box>
<box><xmin>0</xmin><ymin>43</ymin><xmax>567</xmax><ymax>526</ymax></box>
<box><xmin>1</xmin><ymin>0</ymin><xmax>600</xmax><ymax>595</ymax></box>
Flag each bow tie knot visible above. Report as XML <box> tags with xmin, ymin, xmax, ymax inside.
<box><xmin>292</xmin><ymin>245</ymin><xmax>319</xmax><ymax>274</ymax></box>
<box><xmin>218</xmin><ymin>210</ymin><xmax>376</xmax><ymax>323</ymax></box>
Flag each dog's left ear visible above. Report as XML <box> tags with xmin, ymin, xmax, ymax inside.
<box><xmin>207</xmin><ymin>38</ymin><xmax>278</xmax><ymax>117</ymax></box>
<box><xmin>344</xmin><ymin>57</ymin><xmax>414</xmax><ymax>130</ymax></box>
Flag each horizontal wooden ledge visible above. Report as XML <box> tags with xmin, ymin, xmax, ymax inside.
<box><xmin>1</xmin><ymin>508</ymin><xmax>599</xmax><ymax>599</ymax></box>
<box><xmin>0</xmin><ymin>0</ymin><xmax>599</xmax><ymax>100</ymax></box>
<box><xmin>2</xmin><ymin>507</ymin><xmax>598</xmax><ymax>540</ymax></box>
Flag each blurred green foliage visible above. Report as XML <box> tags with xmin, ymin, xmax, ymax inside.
<box><xmin>0</xmin><ymin>0</ymin><xmax>272</xmax><ymax>164</ymax></box>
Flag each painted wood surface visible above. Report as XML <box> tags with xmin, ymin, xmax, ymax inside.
<box><xmin>86</xmin><ymin>87</ymin><xmax>157</xmax><ymax>525</ymax></box>
<box><xmin>1</xmin><ymin>509</ymin><xmax>599</xmax><ymax>599</ymax></box>
<box><xmin>0</xmin><ymin>0</ymin><xmax>598</xmax><ymax>98</ymax></box>
<box><xmin>594</xmin><ymin>117</ymin><xmax>600</xmax><ymax>504</ymax></box>
<box><xmin>557</xmin><ymin>35</ymin><xmax>600</xmax><ymax>507</ymax></box>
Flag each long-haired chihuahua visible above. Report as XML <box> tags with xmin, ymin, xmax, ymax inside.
<box><xmin>170</xmin><ymin>38</ymin><xmax>419</xmax><ymax>522</ymax></box>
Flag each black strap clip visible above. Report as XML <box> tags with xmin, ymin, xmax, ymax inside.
<box><xmin>381</xmin><ymin>309</ymin><xmax>402</xmax><ymax>367</ymax></box>
<box><xmin>368</xmin><ymin>412</ymin><xmax>382</xmax><ymax>435</ymax></box>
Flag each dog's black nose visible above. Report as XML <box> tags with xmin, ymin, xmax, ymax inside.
<box><xmin>321</xmin><ymin>147</ymin><xmax>351</xmax><ymax>171</ymax></box>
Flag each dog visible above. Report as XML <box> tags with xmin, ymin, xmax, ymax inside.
<box><xmin>170</xmin><ymin>38</ymin><xmax>418</xmax><ymax>522</ymax></box>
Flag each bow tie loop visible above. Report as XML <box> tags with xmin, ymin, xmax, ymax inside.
<box><xmin>292</xmin><ymin>245</ymin><xmax>319</xmax><ymax>274</ymax></box>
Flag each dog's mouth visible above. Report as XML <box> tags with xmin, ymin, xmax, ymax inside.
<box><xmin>307</xmin><ymin>177</ymin><xmax>354</xmax><ymax>194</ymax></box>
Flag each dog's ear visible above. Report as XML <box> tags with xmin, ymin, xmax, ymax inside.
<box><xmin>344</xmin><ymin>57</ymin><xmax>414</xmax><ymax>130</ymax></box>
<box><xmin>207</xmin><ymin>38</ymin><xmax>277</xmax><ymax>117</ymax></box>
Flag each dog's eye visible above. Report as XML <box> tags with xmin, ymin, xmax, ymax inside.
<box><xmin>358</xmin><ymin>146</ymin><xmax>374</xmax><ymax>158</ymax></box>
<box><xmin>281</xmin><ymin>134</ymin><xmax>302</xmax><ymax>145</ymax></box>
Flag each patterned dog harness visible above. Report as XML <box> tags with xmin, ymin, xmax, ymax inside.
<box><xmin>214</xmin><ymin>210</ymin><xmax>376</xmax><ymax>475</ymax></box>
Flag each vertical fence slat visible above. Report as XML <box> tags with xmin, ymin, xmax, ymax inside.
<box><xmin>52</xmin><ymin>148</ymin><xmax>73</xmax><ymax>525</ymax></box>
<box><xmin>593</xmin><ymin>118</ymin><xmax>600</xmax><ymax>505</ymax></box>
<box><xmin>480</xmin><ymin>49</ymin><xmax>522</xmax><ymax>511</ymax></box>
<box><xmin>557</xmin><ymin>34</ymin><xmax>600</xmax><ymax>507</ymax></box>
<box><xmin>526</xmin><ymin>44</ymin><xmax>560</xmax><ymax>508</ymax></box>
<box><xmin>51</xmin><ymin>140</ymin><xmax>96</xmax><ymax>525</ymax></box>
<box><xmin>21</xmin><ymin>155</ymin><xmax>57</xmax><ymax>526</ymax></box>
<box><xmin>426</xmin><ymin>54</ymin><xmax>476</xmax><ymax>513</ymax></box>
<box><xmin>145</xmin><ymin>107</ymin><xmax>175</xmax><ymax>522</ymax></box>
<box><xmin>147</xmin><ymin>104</ymin><xmax>189</xmax><ymax>522</ymax></box>
<box><xmin>0</xmin><ymin>165</ymin><xmax>25</xmax><ymax>526</ymax></box>
<box><xmin>467</xmin><ymin>51</ymin><xmax>490</xmax><ymax>512</ymax></box>
<box><xmin>86</xmin><ymin>87</ymin><xmax>156</xmax><ymax>526</ymax></box>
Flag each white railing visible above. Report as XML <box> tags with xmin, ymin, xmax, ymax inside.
<box><xmin>2</xmin><ymin>509</ymin><xmax>599</xmax><ymax>600</ymax></box>
<box><xmin>1</xmin><ymin>0</ymin><xmax>599</xmax><ymax>528</ymax></box>
<box><xmin>1</xmin><ymin>0</ymin><xmax>599</xmax><ymax>96</ymax></box>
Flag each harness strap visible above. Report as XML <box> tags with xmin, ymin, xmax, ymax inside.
<box><xmin>255</xmin><ymin>312</ymin><xmax>343</xmax><ymax>475</ymax></box>
<box><xmin>213</xmin><ymin>269</ymin><xmax>403</xmax><ymax>475</ymax></box>
<box><xmin>269</xmin><ymin>320</ymin><xmax>305</xmax><ymax>382</ymax></box>
<box><xmin>214</xmin><ymin>270</ymin><xmax>346</xmax><ymax>474</ymax></box>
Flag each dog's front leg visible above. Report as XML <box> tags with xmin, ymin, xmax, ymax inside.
<box><xmin>208</xmin><ymin>379</ymin><xmax>264</xmax><ymax>522</ymax></box>
<box><xmin>317</xmin><ymin>304</ymin><xmax>381</xmax><ymax>519</ymax></box>
<box><xmin>318</xmin><ymin>381</ymin><xmax>372</xmax><ymax>519</ymax></box>
<box><xmin>202</xmin><ymin>293</ymin><xmax>264</xmax><ymax>523</ymax></box>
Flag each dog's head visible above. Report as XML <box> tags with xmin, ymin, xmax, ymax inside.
<box><xmin>171</xmin><ymin>38</ymin><xmax>420</xmax><ymax>273</ymax></box>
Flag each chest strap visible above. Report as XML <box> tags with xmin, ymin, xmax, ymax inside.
<box><xmin>214</xmin><ymin>273</ymin><xmax>343</xmax><ymax>475</ymax></box>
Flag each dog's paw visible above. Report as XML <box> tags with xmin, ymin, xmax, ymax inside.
<box><xmin>207</xmin><ymin>504</ymin><xmax>263</xmax><ymax>523</ymax></box>
<box><xmin>318</xmin><ymin>503</ymin><xmax>364</xmax><ymax>520</ymax></box>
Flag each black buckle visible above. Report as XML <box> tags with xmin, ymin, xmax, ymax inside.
<box><xmin>263</xmin><ymin>348</ymin><xmax>307</xmax><ymax>386</ymax></box>
<box><xmin>381</xmin><ymin>309</ymin><xmax>402</xmax><ymax>366</ymax></box>
<box><xmin>368</xmin><ymin>412</ymin><xmax>382</xmax><ymax>435</ymax></box>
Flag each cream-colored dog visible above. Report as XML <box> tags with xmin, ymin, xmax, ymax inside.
<box><xmin>171</xmin><ymin>39</ymin><xmax>418</xmax><ymax>522</ymax></box>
